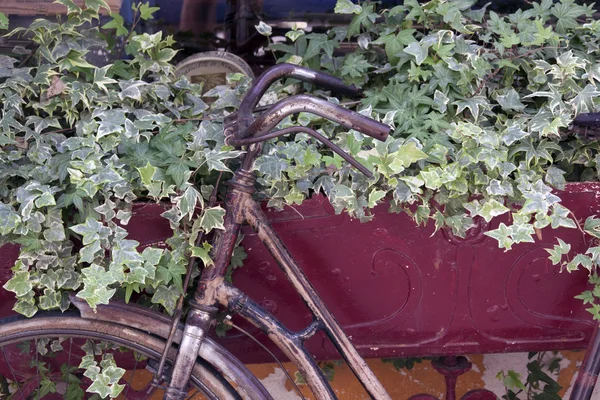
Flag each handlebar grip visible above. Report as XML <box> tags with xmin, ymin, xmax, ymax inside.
<box><xmin>241</xmin><ymin>95</ymin><xmax>391</xmax><ymax>141</ymax></box>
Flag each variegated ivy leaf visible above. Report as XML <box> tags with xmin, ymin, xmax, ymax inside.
<box><xmin>199</xmin><ymin>206</ymin><xmax>226</xmax><ymax>232</ymax></box>
<box><xmin>255</xmin><ymin>21</ymin><xmax>272</xmax><ymax>37</ymax></box>
<box><xmin>334</xmin><ymin>0</ymin><xmax>362</xmax><ymax>14</ymax></box>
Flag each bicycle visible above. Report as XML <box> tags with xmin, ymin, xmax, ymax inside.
<box><xmin>0</xmin><ymin>63</ymin><xmax>393</xmax><ymax>400</ymax></box>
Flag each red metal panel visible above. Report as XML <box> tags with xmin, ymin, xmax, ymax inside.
<box><xmin>0</xmin><ymin>183</ymin><xmax>596</xmax><ymax>364</ymax></box>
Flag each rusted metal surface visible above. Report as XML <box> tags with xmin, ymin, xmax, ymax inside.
<box><xmin>237</xmin><ymin>63</ymin><xmax>361</xmax><ymax>135</ymax></box>
<box><xmin>217</xmin><ymin>282</ymin><xmax>336</xmax><ymax>399</ymax></box>
<box><xmin>0</xmin><ymin>316</ymin><xmax>236</xmax><ymax>399</ymax></box>
<box><xmin>242</xmin><ymin>94</ymin><xmax>390</xmax><ymax>141</ymax></box>
<box><xmin>72</xmin><ymin>299</ymin><xmax>273</xmax><ymax>399</ymax></box>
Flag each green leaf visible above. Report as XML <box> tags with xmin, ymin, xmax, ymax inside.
<box><xmin>485</xmin><ymin>223</ymin><xmax>514</xmax><ymax>250</ymax></box>
<box><xmin>0</xmin><ymin>13</ymin><xmax>8</xmax><ymax>30</ymax></box>
<box><xmin>404</xmin><ymin>42</ymin><xmax>431</xmax><ymax>66</ymax></box>
<box><xmin>304</xmin><ymin>33</ymin><xmax>337</xmax><ymax>60</ymax></box>
<box><xmin>137</xmin><ymin>162</ymin><xmax>157</xmax><ymax>186</ymax></box>
<box><xmin>567</xmin><ymin>254</ymin><xmax>593</xmax><ymax>273</ymax></box>
<box><xmin>368</xmin><ymin>189</ymin><xmax>386</xmax><ymax>208</ymax></box>
<box><xmin>255</xmin><ymin>21</ymin><xmax>272</xmax><ymax>37</ymax></box>
<box><xmin>504</xmin><ymin>370</ymin><xmax>526</xmax><ymax>391</ymax></box>
<box><xmin>380</xmin><ymin>30</ymin><xmax>415</xmax><ymax>65</ymax></box>
<box><xmin>139</xmin><ymin>2</ymin><xmax>160</xmax><ymax>20</ymax></box>
<box><xmin>55</xmin><ymin>0</ymin><xmax>82</xmax><ymax>14</ymax></box>
<box><xmin>254</xmin><ymin>155</ymin><xmax>288</xmax><ymax>180</ymax></box>
<box><xmin>334</xmin><ymin>0</ymin><xmax>362</xmax><ymax>14</ymax></box>
<box><xmin>3</xmin><ymin>271</ymin><xmax>32</xmax><ymax>297</ymax></box>
<box><xmin>151</xmin><ymin>284</ymin><xmax>180</xmax><ymax>314</ymax></box>
<box><xmin>545</xmin><ymin>238</ymin><xmax>571</xmax><ymax>265</ymax></box>
<box><xmin>0</xmin><ymin>203</ymin><xmax>21</xmax><ymax>235</ymax></box>
<box><xmin>178</xmin><ymin>186</ymin><xmax>200</xmax><ymax>221</ymax></box>
<box><xmin>191</xmin><ymin>242</ymin><xmax>214</xmax><ymax>267</ymax></box>
<box><xmin>497</xmin><ymin>88</ymin><xmax>526</xmax><ymax>111</ymax></box>
<box><xmin>390</xmin><ymin>142</ymin><xmax>428</xmax><ymax>170</ymax></box>
<box><xmin>585</xmin><ymin>216</ymin><xmax>600</xmax><ymax>239</ymax></box>
<box><xmin>85</xmin><ymin>0</ymin><xmax>111</xmax><ymax>12</ymax></box>
<box><xmin>200</xmin><ymin>206</ymin><xmax>226</xmax><ymax>232</ymax></box>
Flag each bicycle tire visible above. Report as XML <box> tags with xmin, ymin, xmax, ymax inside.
<box><xmin>0</xmin><ymin>312</ymin><xmax>271</xmax><ymax>400</ymax></box>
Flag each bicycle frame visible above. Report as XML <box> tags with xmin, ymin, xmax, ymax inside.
<box><xmin>161</xmin><ymin>65</ymin><xmax>392</xmax><ymax>399</ymax></box>
<box><xmin>162</xmin><ymin>169</ymin><xmax>390</xmax><ymax>400</ymax></box>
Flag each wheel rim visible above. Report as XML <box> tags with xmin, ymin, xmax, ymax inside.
<box><xmin>0</xmin><ymin>317</ymin><xmax>241</xmax><ymax>400</ymax></box>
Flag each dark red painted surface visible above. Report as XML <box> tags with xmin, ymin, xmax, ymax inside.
<box><xmin>0</xmin><ymin>183</ymin><xmax>598</xmax><ymax>364</ymax></box>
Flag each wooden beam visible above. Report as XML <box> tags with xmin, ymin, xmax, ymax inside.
<box><xmin>1</xmin><ymin>0</ymin><xmax>122</xmax><ymax>16</ymax></box>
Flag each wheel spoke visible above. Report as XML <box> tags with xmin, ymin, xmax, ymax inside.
<box><xmin>34</xmin><ymin>338</ymin><xmax>38</xmax><ymax>400</ymax></box>
<box><xmin>1</xmin><ymin>344</ymin><xmax>25</xmax><ymax>400</ymax></box>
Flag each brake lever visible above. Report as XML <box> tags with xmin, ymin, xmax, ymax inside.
<box><xmin>227</xmin><ymin>126</ymin><xmax>373</xmax><ymax>177</ymax></box>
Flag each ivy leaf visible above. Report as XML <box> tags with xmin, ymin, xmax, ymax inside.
<box><xmin>102</xmin><ymin>13</ymin><xmax>129</xmax><ymax>36</ymax></box>
<box><xmin>191</xmin><ymin>242</ymin><xmax>214</xmax><ymax>267</ymax></box>
<box><xmin>502</xmin><ymin>125</ymin><xmax>528</xmax><ymax>146</ymax></box>
<box><xmin>255</xmin><ymin>21</ymin><xmax>272</xmax><ymax>37</ymax></box>
<box><xmin>367</xmin><ymin>189</ymin><xmax>386</xmax><ymax>208</ymax></box>
<box><xmin>200</xmin><ymin>206</ymin><xmax>226</xmax><ymax>232</ymax></box>
<box><xmin>137</xmin><ymin>162</ymin><xmax>157</xmax><ymax>186</ymax></box>
<box><xmin>545</xmin><ymin>166</ymin><xmax>566</xmax><ymax>190</ymax></box>
<box><xmin>139</xmin><ymin>2</ymin><xmax>160</xmax><ymax>20</ymax></box>
<box><xmin>0</xmin><ymin>203</ymin><xmax>21</xmax><ymax>235</ymax></box>
<box><xmin>85</xmin><ymin>0</ymin><xmax>111</xmax><ymax>13</ymax></box>
<box><xmin>71</xmin><ymin>218</ymin><xmax>109</xmax><ymax>246</ymax></box>
<box><xmin>55</xmin><ymin>0</ymin><xmax>82</xmax><ymax>14</ymax></box>
<box><xmin>389</xmin><ymin>142</ymin><xmax>428</xmax><ymax>171</ymax></box>
<box><xmin>546</xmin><ymin>238</ymin><xmax>571</xmax><ymax>265</ymax></box>
<box><xmin>486</xmin><ymin>223</ymin><xmax>514</xmax><ymax>250</ymax></box>
<box><xmin>178</xmin><ymin>186</ymin><xmax>200</xmax><ymax>221</ymax></box>
<box><xmin>380</xmin><ymin>30</ymin><xmax>416</xmax><ymax>64</ymax></box>
<box><xmin>497</xmin><ymin>88</ymin><xmax>526</xmax><ymax>111</ymax></box>
<box><xmin>151</xmin><ymin>285</ymin><xmax>180</xmax><ymax>314</ymax></box>
<box><xmin>404</xmin><ymin>42</ymin><xmax>431</xmax><ymax>66</ymax></box>
<box><xmin>304</xmin><ymin>33</ymin><xmax>336</xmax><ymax>60</ymax></box>
<box><xmin>334</xmin><ymin>0</ymin><xmax>362</xmax><ymax>14</ymax></box>
<box><xmin>453</xmin><ymin>96</ymin><xmax>490</xmax><ymax>119</ymax></box>
<box><xmin>503</xmin><ymin>370</ymin><xmax>526</xmax><ymax>391</ymax></box>
<box><xmin>3</xmin><ymin>271</ymin><xmax>32</xmax><ymax>297</ymax></box>
<box><xmin>585</xmin><ymin>216</ymin><xmax>600</xmax><ymax>239</ymax></box>
<box><xmin>0</xmin><ymin>13</ymin><xmax>8</xmax><ymax>30</ymax></box>
<box><xmin>567</xmin><ymin>254</ymin><xmax>593</xmax><ymax>273</ymax></box>
<box><xmin>254</xmin><ymin>155</ymin><xmax>288</xmax><ymax>180</ymax></box>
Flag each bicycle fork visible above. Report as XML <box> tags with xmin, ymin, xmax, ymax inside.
<box><xmin>165</xmin><ymin>171</ymin><xmax>391</xmax><ymax>400</ymax></box>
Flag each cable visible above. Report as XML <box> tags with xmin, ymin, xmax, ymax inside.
<box><xmin>226</xmin><ymin>321</ymin><xmax>307</xmax><ymax>400</ymax></box>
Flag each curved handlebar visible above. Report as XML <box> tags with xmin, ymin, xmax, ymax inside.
<box><xmin>237</xmin><ymin>64</ymin><xmax>361</xmax><ymax>132</ymax></box>
<box><xmin>240</xmin><ymin>95</ymin><xmax>391</xmax><ymax>141</ymax></box>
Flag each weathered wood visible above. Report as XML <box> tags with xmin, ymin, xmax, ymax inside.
<box><xmin>1</xmin><ymin>0</ymin><xmax>121</xmax><ymax>15</ymax></box>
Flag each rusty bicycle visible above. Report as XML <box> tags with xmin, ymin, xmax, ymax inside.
<box><xmin>0</xmin><ymin>64</ymin><xmax>394</xmax><ymax>400</ymax></box>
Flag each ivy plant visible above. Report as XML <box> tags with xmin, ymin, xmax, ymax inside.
<box><xmin>257</xmin><ymin>0</ymin><xmax>600</xmax><ymax>320</ymax></box>
<box><xmin>0</xmin><ymin>0</ymin><xmax>245</xmax><ymax>318</ymax></box>
<box><xmin>2</xmin><ymin>0</ymin><xmax>600</xmax><ymax>378</ymax></box>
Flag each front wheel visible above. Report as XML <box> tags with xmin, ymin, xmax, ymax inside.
<box><xmin>0</xmin><ymin>312</ymin><xmax>271</xmax><ymax>399</ymax></box>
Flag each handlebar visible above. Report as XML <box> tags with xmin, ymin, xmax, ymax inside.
<box><xmin>237</xmin><ymin>64</ymin><xmax>361</xmax><ymax>133</ymax></box>
<box><xmin>234</xmin><ymin>64</ymin><xmax>392</xmax><ymax>177</ymax></box>
<box><xmin>239</xmin><ymin>95</ymin><xmax>390</xmax><ymax>141</ymax></box>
